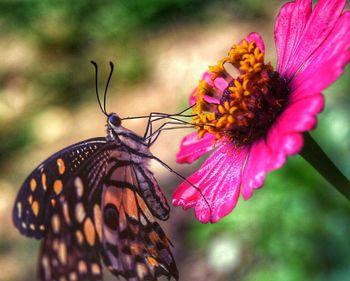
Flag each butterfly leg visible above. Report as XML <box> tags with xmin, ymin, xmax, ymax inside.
<box><xmin>146</xmin><ymin>121</ymin><xmax>194</xmax><ymax>147</ymax></box>
<box><xmin>142</xmin><ymin>104</ymin><xmax>196</xmax><ymax>141</ymax></box>
<box><xmin>148</xmin><ymin>154</ymin><xmax>213</xmax><ymax>220</ymax></box>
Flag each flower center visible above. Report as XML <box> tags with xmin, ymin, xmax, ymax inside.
<box><xmin>192</xmin><ymin>39</ymin><xmax>288</xmax><ymax>146</ymax></box>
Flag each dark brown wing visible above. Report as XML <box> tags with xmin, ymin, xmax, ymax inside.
<box><xmin>36</xmin><ymin>139</ymin><xmax>115</xmax><ymax>281</ymax></box>
<box><xmin>13</xmin><ymin>138</ymin><xmax>107</xmax><ymax>239</ymax></box>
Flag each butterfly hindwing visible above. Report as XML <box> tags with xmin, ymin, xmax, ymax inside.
<box><xmin>105</xmin><ymin>149</ymin><xmax>170</xmax><ymax>220</ymax></box>
<box><xmin>13</xmin><ymin>138</ymin><xmax>107</xmax><ymax>239</ymax></box>
<box><xmin>101</xmin><ymin>154</ymin><xmax>179</xmax><ymax>281</ymax></box>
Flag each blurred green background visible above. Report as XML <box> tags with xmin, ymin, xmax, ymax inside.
<box><xmin>0</xmin><ymin>1</ymin><xmax>349</xmax><ymax>281</ymax></box>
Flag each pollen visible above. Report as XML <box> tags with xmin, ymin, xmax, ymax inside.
<box><xmin>192</xmin><ymin>39</ymin><xmax>288</xmax><ymax>146</ymax></box>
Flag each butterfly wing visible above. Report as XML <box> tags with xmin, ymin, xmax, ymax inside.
<box><xmin>14</xmin><ymin>131</ymin><xmax>178</xmax><ymax>281</ymax></box>
<box><xmin>13</xmin><ymin>137</ymin><xmax>108</xmax><ymax>239</ymax></box>
<box><xmin>105</xmin><ymin>148</ymin><xmax>170</xmax><ymax>221</ymax></box>
<box><xmin>101</xmin><ymin>151</ymin><xmax>179</xmax><ymax>281</ymax></box>
<box><xmin>36</xmin><ymin>137</ymin><xmax>120</xmax><ymax>281</ymax></box>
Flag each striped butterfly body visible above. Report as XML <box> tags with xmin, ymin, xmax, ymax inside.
<box><xmin>13</xmin><ymin>112</ymin><xmax>179</xmax><ymax>281</ymax></box>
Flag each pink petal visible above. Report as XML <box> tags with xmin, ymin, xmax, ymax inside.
<box><xmin>267</xmin><ymin>129</ymin><xmax>304</xmax><ymax>171</ymax></box>
<box><xmin>241</xmin><ymin>139</ymin><xmax>271</xmax><ymax>200</ymax></box>
<box><xmin>278</xmin><ymin>93</ymin><xmax>325</xmax><ymax>133</ymax></box>
<box><xmin>275</xmin><ymin>0</ymin><xmax>312</xmax><ymax>77</ymax></box>
<box><xmin>189</xmin><ymin>90</ymin><xmax>220</xmax><ymax>106</ymax></box>
<box><xmin>241</xmin><ymin>93</ymin><xmax>323</xmax><ymax>191</ymax></box>
<box><xmin>173</xmin><ymin>143</ymin><xmax>248</xmax><ymax>223</ymax></box>
<box><xmin>173</xmin><ymin>146</ymin><xmax>224</xmax><ymax>209</ymax></box>
<box><xmin>203</xmin><ymin>95</ymin><xmax>220</xmax><ymax>104</ymax></box>
<box><xmin>189</xmin><ymin>71</ymin><xmax>221</xmax><ymax>105</ymax></box>
<box><xmin>202</xmin><ymin>71</ymin><xmax>214</xmax><ymax>86</ymax></box>
<box><xmin>245</xmin><ymin>32</ymin><xmax>265</xmax><ymax>52</ymax></box>
<box><xmin>189</xmin><ymin>88</ymin><xmax>198</xmax><ymax>106</ymax></box>
<box><xmin>291</xmin><ymin>11</ymin><xmax>350</xmax><ymax>98</ymax></box>
<box><xmin>275</xmin><ymin>0</ymin><xmax>346</xmax><ymax>80</ymax></box>
<box><xmin>176</xmin><ymin>132</ymin><xmax>215</xmax><ymax>164</ymax></box>
<box><xmin>214</xmin><ymin>77</ymin><xmax>229</xmax><ymax>92</ymax></box>
<box><xmin>265</xmin><ymin>93</ymin><xmax>324</xmax><ymax>171</ymax></box>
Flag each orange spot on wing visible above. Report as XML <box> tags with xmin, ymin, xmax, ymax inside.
<box><xmin>75</xmin><ymin>203</ymin><xmax>86</xmax><ymax>223</ymax></box>
<box><xmin>130</xmin><ymin>242</ymin><xmax>143</xmax><ymax>255</ymax></box>
<box><xmin>30</xmin><ymin>178</ymin><xmax>37</xmax><ymax>191</ymax></box>
<box><xmin>93</xmin><ymin>204</ymin><xmax>103</xmax><ymax>241</ymax></box>
<box><xmin>149</xmin><ymin>231</ymin><xmax>159</xmax><ymax>243</ymax></box>
<box><xmin>41</xmin><ymin>173</ymin><xmax>47</xmax><ymax>191</ymax></box>
<box><xmin>51</xmin><ymin>199</ymin><xmax>56</xmax><ymax>207</ymax></box>
<box><xmin>57</xmin><ymin>158</ymin><xmax>65</xmax><ymax>175</ymax></box>
<box><xmin>62</xmin><ymin>202</ymin><xmax>71</xmax><ymax>224</ymax></box>
<box><xmin>84</xmin><ymin>218</ymin><xmax>96</xmax><ymax>246</ymax></box>
<box><xmin>149</xmin><ymin>246</ymin><xmax>158</xmax><ymax>256</ymax></box>
<box><xmin>32</xmin><ymin>201</ymin><xmax>39</xmax><ymax>216</ymax></box>
<box><xmin>136</xmin><ymin>194</ymin><xmax>153</xmax><ymax>220</ymax></box>
<box><xmin>146</xmin><ymin>256</ymin><xmax>159</xmax><ymax>267</ymax></box>
<box><xmin>69</xmin><ymin>272</ymin><xmax>78</xmax><ymax>281</ymax></box>
<box><xmin>78</xmin><ymin>260</ymin><xmax>87</xmax><ymax>273</ymax></box>
<box><xmin>51</xmin><ymin>214</ymin><xmax>60</xmax><ymax>233</ymax></box>
<box><xmin>91</xmin><ymin>263</ymin><xmax>101</xmax><ymax>275</ymax></box>
<box><xmin>74</xmin><ymin>177</ymin><xmax>84</xmax><ymax>198</ymax></box>
<box><xmin>75</xmin><ymin>230</ymin><xmax>84</xmax><ymax>245</ymax></box>
<box><xmin>58</xmin><ymin>241</ymin><xmax>67</xmax><ymax>265</ymax></box>
<box><xmin>53</xmin><ymin>180</ymin><xmax>63</xmax><ymax>194</ymax></box>
<box><xmin>123</xmin><ymin>188</ymin><xmax>138</xmax><ymax>219</ymax></box>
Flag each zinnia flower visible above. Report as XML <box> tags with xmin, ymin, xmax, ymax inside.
<box><xmin>173</xmin><ymin>0</ymin><xmax>350</xmax><ymax>223</ymax></box>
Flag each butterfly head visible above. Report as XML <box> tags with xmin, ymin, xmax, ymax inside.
<box><xmin>107</xmin><ymin>113</ymin><xmax>122</xmax><ymax>128</ymax></box>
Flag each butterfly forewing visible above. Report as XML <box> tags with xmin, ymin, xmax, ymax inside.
<box><xmin>37</xmin><ymin>139</ymin><xmax>116</xmax><ymax>281</ymax></box>
<box><xmin>101</xmin><ymin>155</ymin><xmax>178</xmax><ymax>281</ymax></box>
<box><xmin>13</xmin><ymin>138</ymin><xmax>107</xmax><ymax>238</ymax></box>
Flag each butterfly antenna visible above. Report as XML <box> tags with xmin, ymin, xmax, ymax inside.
<box><xmin>91</xmin><ymin>61</ymin><xmax>107</xmax><ymax>116</ymax></box>
<box><xmin>103</xmin><ymin>61</ymin><xmax>114</xmax><ymax>115</ymax></box>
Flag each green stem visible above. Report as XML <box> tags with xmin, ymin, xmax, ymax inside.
<box><xmin>300</xmin><ymin>133</ymin><xmax>350</xmax><ymax>200</ymax></box>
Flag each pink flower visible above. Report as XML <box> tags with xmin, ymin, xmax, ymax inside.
<box><xmin>173</xmin><ymin>0</ymin><xmax>350</xmax><ymax>223</ymax></box>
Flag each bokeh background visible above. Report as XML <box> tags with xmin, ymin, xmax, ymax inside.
<box><xmin>0</xmin><ymin>1</ymin><xmax>349</xmax><ymax>281</ymax></box>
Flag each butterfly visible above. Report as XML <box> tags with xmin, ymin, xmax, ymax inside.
<box><xmin>12</xmin><ymin>62</ymin><xmax>180</xmax><ymax>281</ymax></box>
